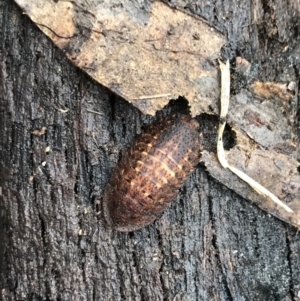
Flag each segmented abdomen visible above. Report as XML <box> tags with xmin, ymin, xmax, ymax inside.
<box><xmin>103</xmin><ymin>115</ymin><xmax>202</xmax><ymax>232</ymax></box>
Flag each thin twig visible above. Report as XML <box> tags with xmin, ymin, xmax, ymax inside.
<box><xmin>132</xmin><ymin>93</ymin><xmax>171</xmax><ymax>100</ymax></box>
<box><xmin>86</xmin><ymin>109</ymin><xmax>104</xmax><ymax>115</ymax></box>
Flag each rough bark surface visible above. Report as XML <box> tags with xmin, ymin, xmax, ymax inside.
<box><xmin>0</xmin><ymin>1</ymin><xmax>300</xmax><ymax>301</ymax></box>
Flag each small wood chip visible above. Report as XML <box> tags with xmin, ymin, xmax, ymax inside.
<box><xmin>32</xmin><ymin>126</ymin><xmax>47</xmax><ymax>137</ymax></box>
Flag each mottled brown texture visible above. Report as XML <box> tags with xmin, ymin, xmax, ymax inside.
<box><xmin>103</xmin><ymin>115</ymin><xmax>202</xmax><ymax>231</ymax></box>
<box><xmin>12</xmin><ymin>0</ymin><xmax>224</xmax><ymax>117</ymax></box>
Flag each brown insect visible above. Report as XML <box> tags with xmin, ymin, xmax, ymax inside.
<box><xmin>103</xmin><ymin>115</ymin><xmax>203</xmax><ymax>232</ymax></box>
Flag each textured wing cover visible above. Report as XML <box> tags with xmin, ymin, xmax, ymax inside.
<box><xmin>103</xmin><ymin>115</ymin><xmax>202</xmax><ymax>231</ymax></box>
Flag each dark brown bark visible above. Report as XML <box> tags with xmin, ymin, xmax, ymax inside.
<box><xmin>1</xmin><ymin>0</ymin><xmax>300</xmax><ymax>300</ymax></box>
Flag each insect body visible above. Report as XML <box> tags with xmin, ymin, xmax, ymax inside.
<box><xmin>103</xmin><ymin>115</ymin><xmax>202</xmax><ymax>232</ymax></box>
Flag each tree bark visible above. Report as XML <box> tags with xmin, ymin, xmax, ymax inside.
<box><xmin>1</xmin><ymin>0</ymin><xmax>300</xmax><ymax>300</ymax></box>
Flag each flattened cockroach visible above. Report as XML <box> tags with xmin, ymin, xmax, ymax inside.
<box><xmin>103</xmin><ymin>115</ymin><xmax>203</xmax><ymax>232</ymax></box>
